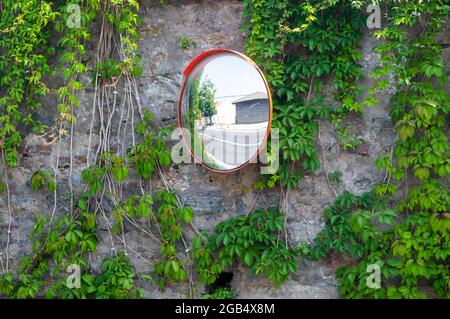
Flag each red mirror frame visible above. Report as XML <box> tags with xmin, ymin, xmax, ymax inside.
<box><xmin>177</xmin><ymin>48</ymin><xmax>273</xmax><ymax>174</ymax></box>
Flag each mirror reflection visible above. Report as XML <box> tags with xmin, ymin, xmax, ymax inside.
<box><xmin>179</xmin><ymin>51</ymin><xmax>271</xmax><ymax>172</ymax></box>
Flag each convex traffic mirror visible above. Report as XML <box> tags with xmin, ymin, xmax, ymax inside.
<box><xmin>178</xmin><ymin>49</ymin><xmax>272</xmax><ymax>173</ymax></box>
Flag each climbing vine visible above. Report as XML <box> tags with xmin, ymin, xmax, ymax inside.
<box><xmin>320</xmin><ymin>0</ymin><xmax>449</xmax><ymax>299</ymax></box>
<box><xmin>192</xmin><ymin>208</ymin><xmax>307</xmax><ymax>288</ymax></box>
<box><xmin>242</xmin><ymin>0</ymin><xmax>449</xmax><ymax>299</ymax></box>
<box><xmin>0</xmin><ymin>0</ymin><xmax>174</xmax><ymax>299</ymax></box>
<box><xmin>1</xmin><ymin>0</ymin><xmax>217</xmax><ymax>299</ymax></box>
<box><xmin>243</xmin><ymin>0</ymin><xmax>367</xmax><ymax>191</ymax></box>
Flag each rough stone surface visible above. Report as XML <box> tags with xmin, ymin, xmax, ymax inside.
<box><xmin>0</xmin><ymin>1</ymin><xmax>447</xmax><ymax>299</ymax></box>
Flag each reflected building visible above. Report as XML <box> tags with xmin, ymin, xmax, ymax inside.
<box><xmin>232</xmin><ymin>92</ymin><xmax>269</xmax><ymax>124</ymax></box>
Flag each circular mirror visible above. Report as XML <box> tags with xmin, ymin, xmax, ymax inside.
<box><xmin>178</xmin><ymin>49</ymin><xmax>272</xmax><ymax>173</ymax></box>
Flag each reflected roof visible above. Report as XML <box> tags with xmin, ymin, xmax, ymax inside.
<box><xmin>232</xmin><ymin>92</ymin><xmax>268</xmax><ymax>104</ymax></box>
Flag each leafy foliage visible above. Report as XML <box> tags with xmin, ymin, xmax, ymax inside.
<box><xmin>129</xmin><ymin>111</ymin><xmax>172</xmax><ymax>180</ymax></box>
<box><xmin>202</xmin><ymin>287</ymin><xmax>236</xmax><ymax>299</ymax></box>
<box><xmin>179</xmin><ymin>36</ymin><xmax>192</xmax><ymax>50</ymax></box>
<box><xmin>308</xmin><ymin>1</ymin><xmax>450</xmax><ymax>299</ymax></box>
<box><xmin>44</xmin><ymin>253</ymin><xmax>143</xmax><ymax>299</ymax></box>
<box><xmin>153</xmin><ymin>190</ymin><xmax>192</xmax><ymax>286</ymax></box>
<box><xmin>93</xmin><ymin>253</ymin><xmax>143</xmax><ymax>299</ymax></box>
<box><xmin>31</xmin><ymin>170</ymin><xmax>56</xmax><ymax>192</ymax></box>
<box><xmin>309</xmin><ymin>191</ymin><xmax>389</xmax><ymax>260</ymax></box>
<box><xmin>192</xmin><ymin>209</ymin><xmax>301</xmax><ymax>288</ymax></box>
<box><xmin>0</xmin><ymin>163</ymin><xmax>100</xmax><ymax>298</ymax></box>
<box><xmin>0</xmin><ymin>0</ymin><xmax>57</xmax><ymax>167</ymax></box>
<box><xmin>242</xmin><ymin>0</ymin><xmax>366</xmax><ymax>189</ymax></box>
<box><xmin>0</xmin><ymin>0</ymin><xmax>147</xmax><ymax>299</ymax></box>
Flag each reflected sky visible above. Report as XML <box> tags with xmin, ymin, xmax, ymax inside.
<box><xmin>199</xmin><ymin>54</ymin><xmax>267</xmax><ymax>101</ymax></box>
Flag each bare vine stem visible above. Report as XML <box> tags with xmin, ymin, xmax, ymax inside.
<box><xmin>318</xmin><ymin>123</ymin><xmax>338</xmax><ymax>198</ymax></box>
<box><xmin>1</xmin><ymin>149</ymin><xmax>13</xmax><ymax>272</ymax></box>
<box><xmin>48</xmin><ymin>123</ymin><xmax>63</xmax><ymax>226</ymax></box>
<box><xmin>69</xmin><ymin>105</ymin><xmax>75</xmax><ymax>217</ymax></box>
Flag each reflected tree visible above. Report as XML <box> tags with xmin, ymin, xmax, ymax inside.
<box><xmin>198</xmin><ymin>77</ymin><xmax>216</xmax><ymax>125</ymax></box>
<box><xmin>188</xmin><ymin>75</ymin><xmax>202</xmax><ymax>129</ymax></box>
<box><xmin>188</xmin><ymin>73</ymin><xmax>217</xmax><ymax>128</ymax></box>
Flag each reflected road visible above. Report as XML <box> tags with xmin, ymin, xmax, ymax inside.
<box><xmin>198</xmin><ymin>122</ymin><xmax>268</xmax><ymax>168</ymax></box>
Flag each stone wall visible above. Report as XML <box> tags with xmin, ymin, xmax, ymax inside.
<box><xmin>0</xmin><ymin>0</ymin><xmax>448</xmax><ymax>299</ymax></box>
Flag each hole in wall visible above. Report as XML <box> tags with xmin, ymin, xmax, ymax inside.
<box><xmin>207</xmin><ymin>271</ymin><xmax>233</xmax><ymax>294</ymax></box>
